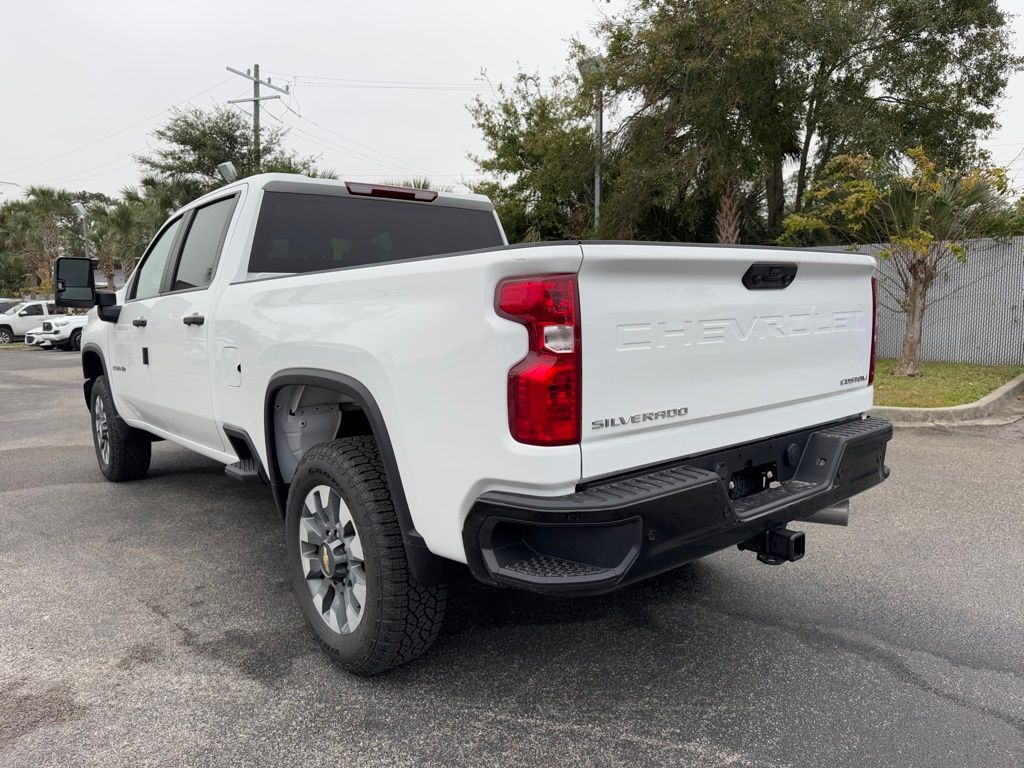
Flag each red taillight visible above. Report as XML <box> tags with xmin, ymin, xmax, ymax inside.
<box><xmin>869</xmin><ymin>275</ymin><xmax>878</xmax><ymax>385</ymax></box>
<box><xmin>344</xmin><ymin>181</ymin><xmax>438</xmax><ymax>202</ymax></box>
<box><xmin>497</xmin><ymin>274</ymin><xmax>581</xmax><ymax>446</ymax></box>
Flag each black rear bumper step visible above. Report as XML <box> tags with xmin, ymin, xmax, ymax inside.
<box><xmin>463</xmin><ymin>415</ymin><xmax>892</xmax><ymax>595</ymax></box>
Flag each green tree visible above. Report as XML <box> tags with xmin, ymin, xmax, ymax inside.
<box><xmin>781</xmin><ymin>148</ymin><xmax>1017</xmax><ymax>376</ymax></box>
<box><xmin>0</xmin><ymin>252</ymin><xmax>25</xmax><ymax>296</ymax></box>
<box><xmin>597</xmin><ymin>0</ymin><xmax>1019</xmax><ymax>240</ymax></box>
<box><xmin>785</xmin><ymin>0</ymin><xmax>1020</xmax><ymax>211</ymax></box>
<box><xmin>469</xmin><ymin>73</ymin><xmax>596</xmax><ymax>242</ymax></box>
<box><xmin>135</xmin><ymin>106</ymin><xmax>334</xmax><ymax>200</ymax></box>
<box><xmin>601</xmin><ymin>0</ymin><xmax>803</xmax><ymax>242</ymax></box>
<box><xmin>469</xmin><ymin>1</ymin><xmax>1020</xmax><ymax>245</ymax></box>
<box><xmin>0</xmin><ymin>187</ymin><xmax>97</xmax><ymax>298</ymax></box>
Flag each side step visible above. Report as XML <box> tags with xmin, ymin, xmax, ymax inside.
<box><xmin>225</xmin><ymin>457</ymin><xmax>261</xmax><ymax>483</ymax></box>
<box><xmin>502</xmin><ymin>552</ymin><xmax>613</xmax><ymax>581</ymax></box>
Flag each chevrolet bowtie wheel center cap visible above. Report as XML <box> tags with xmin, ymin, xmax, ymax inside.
<box><xmin>318</xmin><ymin>541</ymin><xmax>347</xmax><ymax>579</ymax></box>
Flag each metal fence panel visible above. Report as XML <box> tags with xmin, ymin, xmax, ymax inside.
<box><xmin>816</xmin><ymin>238</ymin><xmax>1024</xmax><ymax>365</ymax></box>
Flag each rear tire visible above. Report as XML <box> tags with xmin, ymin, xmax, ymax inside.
<box><xmin>286</xmin><ymin>437</ymin><xmax>447</xmax><ymax>675</ymax></box>
<box><xmin>70</xmin><ymin>329</ymin><xmax>82</xmax><ymax>351</ymax></box>
<box><xmin>90</xmin><ymin>375</ymin><xmax>151</xmax><ymax>482</ymax></box>
<box><xmin>0</xmin><ymin>327</ymin><xmax>12</xmax><ymax>344</ymax></box>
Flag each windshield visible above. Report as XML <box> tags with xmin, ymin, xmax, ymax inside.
<box><xmin>3</xmin><ymin>303</ymin><xmax>27</xmax><ymax>315</ymax></box>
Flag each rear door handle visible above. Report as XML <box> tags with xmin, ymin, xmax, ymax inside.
<box><xmin>183</xmin><ymin>314</ymin><xmax>205</xmax><ymax>327</ymax></box>
<box><xmin>132</xmin><ymin>318</ymin><xmax>147</xmax><ymax>327</ymax></box>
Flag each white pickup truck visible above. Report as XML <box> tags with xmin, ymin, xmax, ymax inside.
<box><xmin>0</xmin><ymin>300</ymin><xmax>64</xmax><ymax>343</ymax></box>
<box><xmin>55</xmin><ymin>174</ymin><xmax>892</xmax><ymax>675</ymax></box>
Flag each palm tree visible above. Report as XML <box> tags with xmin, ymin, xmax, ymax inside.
<box><xmin>20</xmin><ymin>186</ymin><xmax>76</xmax><ymax>297</ymax></box>
<box><xmin>0</xmin><ymin>199</ymin><xmax>43</xmax><ymax>298</ymax></box>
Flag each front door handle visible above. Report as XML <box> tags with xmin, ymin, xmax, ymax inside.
<box><xmin>183</xmin><ymin>314</ymin><xmax>205</xmax><ymax>327</ymax></box>
<box><xmin>132</xmin><ymin>318</ymin><xmax>147</xmax><ymax>327</ymax></box>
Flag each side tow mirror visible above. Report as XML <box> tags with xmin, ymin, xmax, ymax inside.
<box><xmin>54</xmin><ymin>257</ymin><xmax>97</xmax><ymax>308</ymax></box>
<box><xmin>97</xmin><ymin>291</ymin><xmax>120</xmax><ymax>323</ymax></box>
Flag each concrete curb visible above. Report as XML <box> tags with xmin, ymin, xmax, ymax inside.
<box><xmin>870</xmin><ymin>372</ymin><xmax>1024</xmax><ymax>424</ymax></box>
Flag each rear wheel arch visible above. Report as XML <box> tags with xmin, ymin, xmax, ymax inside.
<box><xmin>82</xmin><ymin>344</ymin><xmax>106</xmax><ymax>406</ymax></box>
<box><xmin>264</xmin><ymin>369</ymin><xmax>444</xmax><ymax>584</ymax></box>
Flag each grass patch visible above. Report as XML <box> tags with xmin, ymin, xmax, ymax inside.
<box><xmin>873</xmin><ymin>359</ymin><xmax>1024</xmax><ymax>408</ymax></box>
<box><xmin>0</xmin><ymin>342</ymin><xmax>27</xmax><ymax>350</ymax></box>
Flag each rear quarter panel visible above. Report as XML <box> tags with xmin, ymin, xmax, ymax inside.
<box><xmin>213</xmin><ymin>243</ymin><xmax>585</xmax><ymax>562</ymax></box>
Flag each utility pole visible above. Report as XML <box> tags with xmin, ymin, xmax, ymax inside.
<box><xmin>577</xmin><ymin>54</ymin><xmax>605</xmax><ymax>233</ymax></box>
<box><xmin>253</xmin><ymin>64</ymin><xmax>261</xmax><ymax>170</ymax></box>
<box><xmin>226</xmin><ymin>64</ymin><xmax>289</xmax><ymax>173</ymax></box>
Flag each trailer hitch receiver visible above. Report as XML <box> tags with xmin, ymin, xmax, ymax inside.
<box><xmin>739</xmin><ymin>527</ymin><xmax>805</xmax><ymax>565</ymax></box>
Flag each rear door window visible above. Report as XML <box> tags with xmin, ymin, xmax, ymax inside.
<box><xmin>248</xmin><ymin>192</ymin><xmax>503</xmax><ymax>274</ymax></box>
<box><xmin>169</xmin><ymin>196</ymin><xmax>237</xmax><ymax>292</ymax></box>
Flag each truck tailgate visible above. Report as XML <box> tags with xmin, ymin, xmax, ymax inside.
<box><xmin>578</xmin><ymin>242</ymin><xmax>876</xmax><ymax>479</ymax></box>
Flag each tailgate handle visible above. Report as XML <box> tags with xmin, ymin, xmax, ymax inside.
<box><xmin>742</xmin><ymin>263</ymin><xmax>797</xmax><ymax>290</ymax></box>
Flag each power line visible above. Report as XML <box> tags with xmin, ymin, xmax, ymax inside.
<box><xmin>276</xmin><ymin>101</ymin><xmax>437</xmax><ymax>176</ymax></box>
<box><xmin>0</xmin><ymin>77</ymin><xmax>235</xmax><ymax>177</ymax></box>
<box><xmin>38</xmin><ymin>152</ymin><xmax>143</xmax><ymax>186</ymax></box>
<box><xmin>265</xmin><ymin>71</ymin><xmax>483</xmax><ymax>88</ymax></box>
<box><xmin>47</xmin><ymin>162</ymin><xmax>140</xmax><ymax>188</ymax></box>
<box><xmin>293</xmin><ymin>82</ymin><xmax>484</xmax><ymax>92</ymax></box>
<box><xmin>259</xmin><ymin>107</ymin><xmax>420</xmax><ymax>175</ymax></box>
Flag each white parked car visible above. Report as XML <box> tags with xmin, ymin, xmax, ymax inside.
<box><xmin>36</xmin><ymin>314</ymin><xmax>88</xmax><ymax>351</ymax></box>
<box><xmin>54</xmin><ymin>174</ymin><xmax>892</xmax><ymax>675</ymax></box>
<box><xmin>0</xmin><ymin>300</ymin><xmax>64</xmax><ymax>343</ymax></box>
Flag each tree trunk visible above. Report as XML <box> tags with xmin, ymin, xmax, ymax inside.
<box><xmin>765</xmin><ymin>156</ymin><xmax>785</xmax><ymax>237</ymax></box>
<box><xmin>715</xmin><ymin>179</ymin><xmax>740</xmax><ymax>244</ymax></box>
<box><xmin>794</xmin><ymin>126</ymin><xmax>814</xmax><ymax>213</ymax></box>
<box><xmin>794</xmin><ymin>72</ymin><xmax>825</xmax><ymax>213</ymax></box>
<box><xmin>105</xmin><ymin>270</ymin><xmax>116</xmax><ymax>291</ymax></box>
<box><xmin>28</xmin><ymin>273</ymin><xmax>38</xmax><ymax>301</ymax></box>
<box><xmin>893</xmin><ymin>275</ymin><xmax>929</xmax><ymax>377</ymax></box>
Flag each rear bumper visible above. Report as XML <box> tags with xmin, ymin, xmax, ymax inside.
<box><xmin>463</xmin><ymin>415</ymin><xmax>892</xmax><ymax>595</ymax></box>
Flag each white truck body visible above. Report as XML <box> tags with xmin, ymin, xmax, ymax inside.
<box><xmin>36</xmin><ymin>314</ymin><xmax>88</xmax><ymax>349</ymax></box>
<box><xmin>0</xmin><ymin>301</ymin><xmax>62</xmax><ymax>341</ymax></box>
<box><xmin>58</xmin><ymin>174</ymin><xmax>892</xmax><ymax>674</ymax></box>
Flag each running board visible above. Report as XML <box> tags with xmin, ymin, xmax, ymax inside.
<box><xmin>225</xmin><ymin>458</ymin><xmax>261</xmax><ymax>483</ymax></box>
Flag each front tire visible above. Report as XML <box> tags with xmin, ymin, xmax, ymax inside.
<box><xmin>90</xmin><ymin>375</ymin><xmax>151</xmax><ymax>481</ymax></box>
<box><xmin>0</xmin><ymin>327</ymin><xmax>12</xmax><ymax>344</ymax></box>
<box><xmin>286</xmin><ymin>437</ymin><xmax>447</xmax><ymax>675</ymax></box>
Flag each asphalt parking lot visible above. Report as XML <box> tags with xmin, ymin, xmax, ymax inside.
<box><xmin>1</xmin><ymin>348</ymin><xmax>1021</xmax><ymax>768</ymax></box>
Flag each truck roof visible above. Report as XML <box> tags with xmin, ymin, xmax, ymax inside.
<box><xmin>185</xmin><ymin>173</ymin><xmax>493</xmax><ymax>213</ymax></box>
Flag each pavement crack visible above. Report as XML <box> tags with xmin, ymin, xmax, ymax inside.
<box><xmin>692</xmin><ymin>599</ymin><xmax>1024</xmax><ymax>740</ymax></box>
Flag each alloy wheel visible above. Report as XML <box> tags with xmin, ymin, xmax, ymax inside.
<box><xmin>94</xmin><ymin>397</ymin><xmax>111</xmax><ymax>465</ymax></box>
<box><xmin>298</xmin><ymin>484</ymin><xmax>367</xmax><ymax>635</ymax></box>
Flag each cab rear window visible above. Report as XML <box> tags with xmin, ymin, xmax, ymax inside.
<box><xmin>248</xmin><ymin>192</ymin><xmax>503</xmax><ymax>274</ymax></box>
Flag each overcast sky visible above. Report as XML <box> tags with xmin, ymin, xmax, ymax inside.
<box><xmin>1</xmin><ymin>0</ymin><xmax>1022</xmax><ymax>199</ymax></box>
